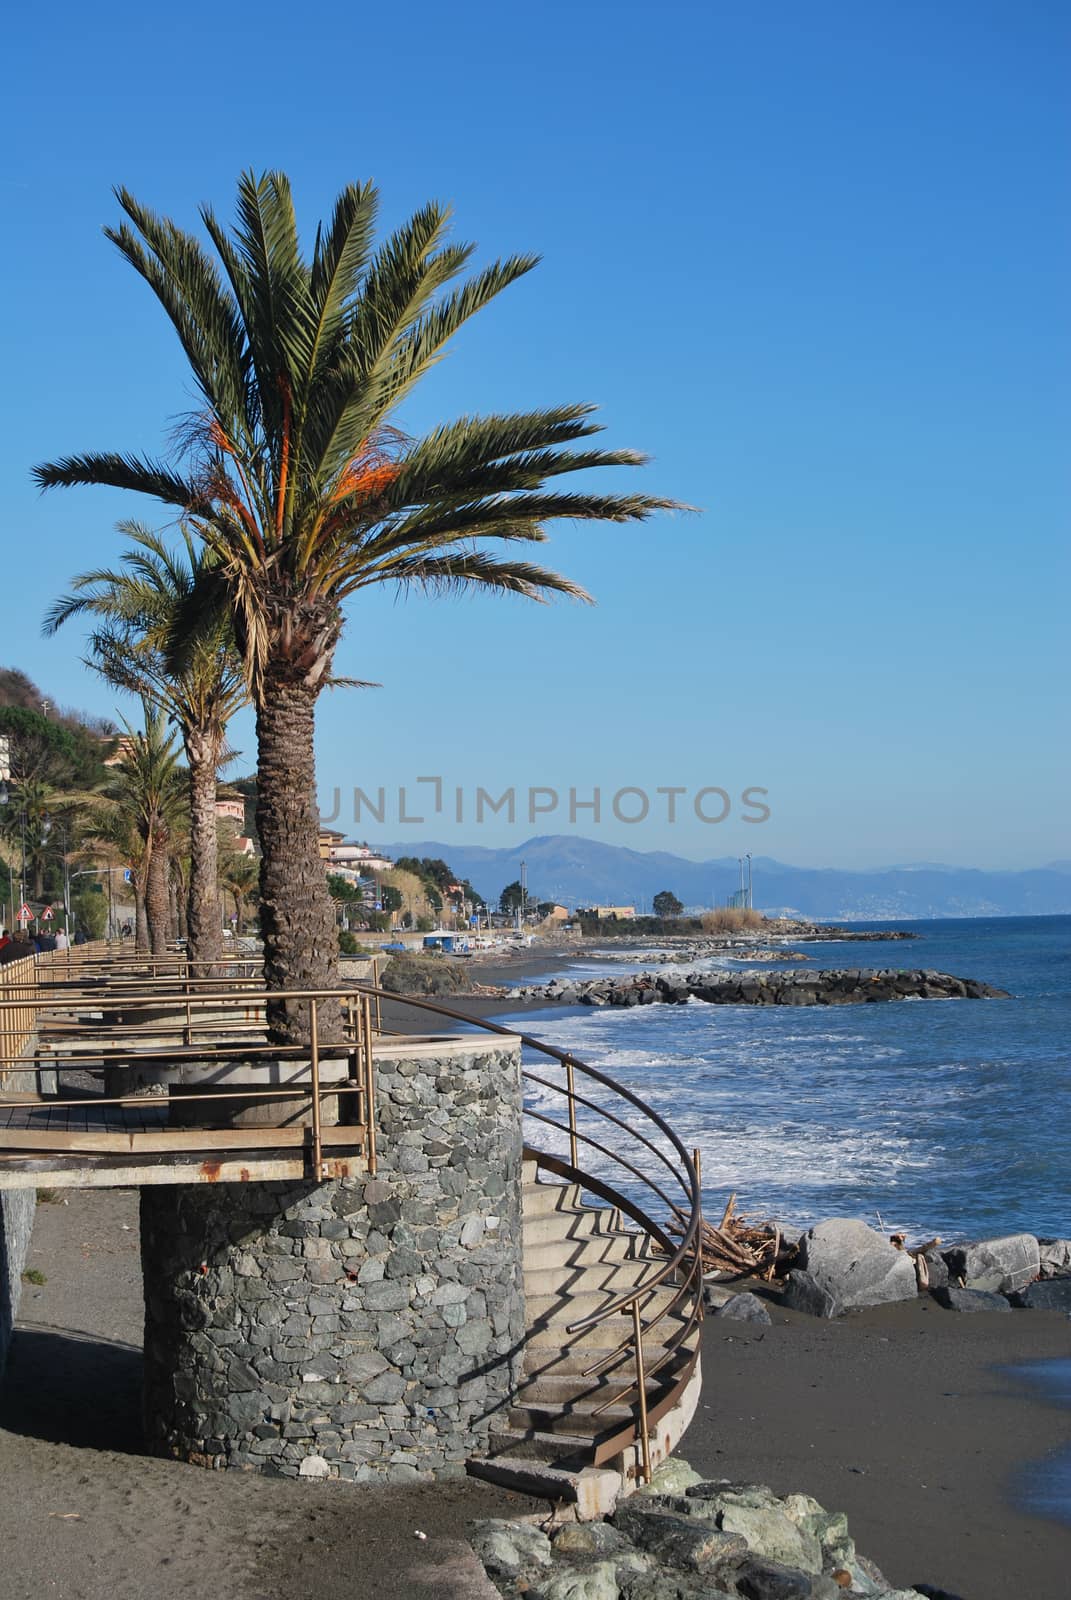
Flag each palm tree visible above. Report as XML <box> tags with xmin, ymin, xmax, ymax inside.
<box><xmin>45</xmin><ymin>522</ymin><xmax>247</xmax><ymax>970</ymax></box>
<box><xmin>0</xmin><ymin>776</ymin><xmax>92</xmax><ymax>904</ymax></box>
<box><xmin>34</xmin><ymin>171</ymin><xmax>677</xmax><ymax>1042</ymax></box>
<box><xmin>90</xmin><ymin>705</ymin><xmax>186</xmax><ymax>954</ymax></box>
<box><xmin>219</xmin><ymin>845</ymin><xmax>259</xmax><ymax>937</ymax></box>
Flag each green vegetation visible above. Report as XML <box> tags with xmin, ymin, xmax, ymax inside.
<box><xmin>381</xmin><ymin>954</ymin><xmax>474</xmax><ymax>997</ymax></box>
<box><xmin>499</xmin><ymin>880</ymin><xmax>527</xmax><ymax>913</ymax></box>
<box><xmin>652</xmin><ymin>889</ymin><xmax>684</xmax><ymax>918</ymax></box>
<box><xmin>46</xmin><ymin>522</ymin><xmax>248</xmax><ymax>964</ymax></box>
<box><xmin>21</xmin><ymin>1267</ymin><xmax>47</xmax><ymax>1286</ymax></box>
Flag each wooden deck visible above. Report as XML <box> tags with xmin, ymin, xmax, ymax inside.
<box><xmin>0</xmin><ymin>1098</ymin><xmax>368</xmax><ymax>1189</ymax></box>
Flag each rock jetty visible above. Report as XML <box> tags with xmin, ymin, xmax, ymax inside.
<box><xmin>473</xmin><ymin>1463</ymin><xmax>937</xmax><ymax>1598</ymax></box>
<box><xmin>511</xmin><ymin>969</ymin><xmax>1009</xmax><ymax>1008</ymax></box>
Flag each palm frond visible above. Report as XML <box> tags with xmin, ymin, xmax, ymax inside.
<box><xmin>32</xmin><ymin>452</ymin><xmax>208</xmax><ymax>511</ymax></box>
<box><xmin>383</xmin><ymin>551</ymin><xmax>593</xmax><ymax>604</ymax></box>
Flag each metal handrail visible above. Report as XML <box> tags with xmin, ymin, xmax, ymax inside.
<box><xmin>354</xmin><ymin>986</ymin><xmax>703</xmax><ymax>1320</ymax></box>
<box><xmin>356</xmin><ymin>983</ymin><xmax>704</xmax><ymax>1484</ymax></box>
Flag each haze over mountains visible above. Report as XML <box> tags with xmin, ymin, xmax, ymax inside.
<box><xmin>376</xmin><ymin>835</ymin><xmax>1071</xmax><ymax>921</ymax></box>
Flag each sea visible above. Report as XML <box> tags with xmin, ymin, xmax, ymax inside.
<box><xmin>499</xmin><ymin>915</ymin><xmax>1071</xmax><ymax>1244</ymax></box>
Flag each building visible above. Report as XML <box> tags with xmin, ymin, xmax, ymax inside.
<box><xmin>216</xmin><ymin>797</ymin><xmax>246</xmax><ymax>827</ymax></box>
<box><xmin>586</xmin><ymin>904</ymin><xmax>636</xmax><ymax>921</ymax></box>
<box><xmin>538</xmin><ymin>904</ymin><xmax>571</xmax><ymax>923</ymax></box>
<box><xmin>102</xmin><ymin>734</ymin><xmax>138</xmax><ymax>767</ymax></box>
<box><xmin>318</xmin><ymin>830</ymin><xmax>393</xmax><ymax>875</ymax></box>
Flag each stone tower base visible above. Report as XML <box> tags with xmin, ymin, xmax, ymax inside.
<box><xmin>140</xmin><ymin>1035</ymin><xmax>525</xmax><ymax>1479</ymax></box>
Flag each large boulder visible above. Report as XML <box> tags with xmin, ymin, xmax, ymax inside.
<box><xmin>714</xmin><ymin>1291</ymin><xmax>773</xmax><ymax>1325</ymax></box>
<box><xmin>793</xmin><ymin>1220</ymin><xmax>917</xmax><ymax>1313</ymax></box>
<box><xmin>1008</xmin><ymin>1279</ymin><xmax>1071</xmax><ymax>1311</ymax></box>
<box><xmin>942</xmin><ymin>1234</ymin><xmax>1039</xmax><ymax>1294</ymax></box>
<box><xmin>1039</xmin><ymin>1238</ymin><xmax>1071</xmax><ymax>1276</ymax></box>
<box><xmin>932</xmin><ymin>1285</ymin><xmax>1011</xmax><ymax>1314</ymax></box>
<box><xmin>782</xmin><ymin>1269</ymin><xmax>839</xmax><ymax>1319</ymax></box>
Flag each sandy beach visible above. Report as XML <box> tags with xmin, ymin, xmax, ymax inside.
<box><xmin>2</xmin><ymin>1187</ymin><xmax>1067</xmax><ymax>1598</ymax></box>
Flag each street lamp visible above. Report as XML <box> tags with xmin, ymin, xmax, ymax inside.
<box><xmin>41</xmin><ymin>817</ymin><xmax>73</xmax><ymax>931</ymax></box>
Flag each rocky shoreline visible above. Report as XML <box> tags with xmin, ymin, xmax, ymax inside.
<box><xmin>473</xmin><ymin>1461</ymin><xmax>946</xmax><ymax>1599</ymax></box>
<box><xmin>508</xmin><ymin>968</ymin><xmax>1009</xmax><ymax>1008</ymax></box>
<box><xmin>709</xmin><ymin>1220</ymin><xmax>1071</xmax><ymax>1321</ymax></box>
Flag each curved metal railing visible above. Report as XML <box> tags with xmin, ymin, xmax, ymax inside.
<box><xmin>356</xmin><ymin>984</ymin><xmax>705</xmax><ymax>1480</ymax></box>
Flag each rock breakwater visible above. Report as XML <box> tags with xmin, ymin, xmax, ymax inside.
<box><xmin>472</xmin><ymin>1463</ymin><xmax>938</xmax><ymax>1598</ymax></box>
<box><xmin>511</xmin><ymin>969</ymin><xmax>1009</xmax><ymax>1008</ymax></box>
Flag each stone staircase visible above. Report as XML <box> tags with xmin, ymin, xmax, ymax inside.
<box><xmin>466</xmin><ymin>1158</ymin><xmax>702</xmax><ymax>1516</ymax></box>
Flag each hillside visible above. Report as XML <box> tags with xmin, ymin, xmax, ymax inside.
<box><xmin>374</xmin><ymin>835</ymin><xmax>1071</xmax><ymax>921</ymax></box>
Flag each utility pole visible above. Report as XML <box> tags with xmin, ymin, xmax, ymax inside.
<box><xmin>518</xmin><ymin>859</ymin><xmax>527</xmax><ymax>933</ymax></box>
<box><xmin>19</xmin><ymin>810</ymin><xmax>27</xmax><ymax>926</ymax></box>
<box><xmin>746</xmin><ymin>853</ymin><xmax>753</xmax><ymax>910</ymax></box>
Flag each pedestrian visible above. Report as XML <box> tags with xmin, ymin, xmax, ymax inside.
<box><xmin>55</xmin><ymin>926</ymin><xmax>69</xmax><ymax>951</ymax></box>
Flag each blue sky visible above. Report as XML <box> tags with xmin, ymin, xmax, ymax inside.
<box><xmin>5</xmin><ymin>1</ymin><xmax>1068</xmax><ymax>869</ymax></box>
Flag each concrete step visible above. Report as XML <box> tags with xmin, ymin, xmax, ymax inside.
<box><xmin>507</xmin><ymin>1400</ymin><xmax>640</xmax><ymax>1437</ymax></box>
<box><xmin>525</xmin><ymin>1309</ymin><xmax>691</xmax><ymax>1352</ymax></box>
<box><xmin>487</xmin><ymin>1424</ymin><xmax>593</xmax><ymax>1467</ymax></box>
<box><xmin>524</xmin><ymin>1258</ymin><xmax>665</xmax><ymax>1300</ymax></box>
<box><xmin>522</xmin><ymin>1180</ymin><xmax>582</xmax><ymax>1217</ymax></box>
<box><xmin>522</xmin><ymin>1230</ymin><xmax>651</xmax><ymax>1270</ymax></box>
<box><xmin>525</xmin><ymin>1285</ymin><xmax>681</xmax><ymax>1328</ymax></box>
<box><xmin>516</xmin><ymin>1360</ymin><xmax>691</xmax><ymax>1408</ymax></box>
<box><xmin>521</xmin><ymin>1206</ymin><xmax>631</xmax><ymax>1249</ymax></box>
<box><xmin>465</xmin><ymin>1455</ymin><xmax>623</xmax><ymax>1519</ymax></box>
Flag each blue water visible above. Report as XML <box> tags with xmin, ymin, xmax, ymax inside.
<box><xmin>1007</xmin><ymin>1360</ymin><xmax>1071</xmax><ymax>1527</ymax></box>
<box><xmin>503</xmin><ymin>915</ymin><xmax>1071</xmax><ymax>1241</ymax></box>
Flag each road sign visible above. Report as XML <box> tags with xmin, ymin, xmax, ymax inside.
<box><xmin>40</xmin><ymin>905</ymin><xmax>54</xmax><ymax>921</ymax></box>
<box><xmin>17</xmin><ymin>903</ymin><xmax>33</xmax><ymax>922</ymax></box>
<box><xmin>123</xmin><ymin>869</ymin><xmax>133</xmax><ymax>883</ymax></box>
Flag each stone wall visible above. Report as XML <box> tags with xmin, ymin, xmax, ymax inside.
<box><xmin>140</xmin><ymin>1034</ymin><xmax>525</xmax><ymax>1479</ymax></box>
<box><xmin>1</xmin><ymin>1189</ymin><xmax>35</xmax><ymax>1377</ymax></box>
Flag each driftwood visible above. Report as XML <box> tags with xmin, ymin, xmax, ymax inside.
<box><xmin>662</xmin><ymin>1191</ymin><xmax>794</xmax><ymax>1280</ymax></box>
<box><xmin>664</xmin><ymin>1195</ymin><xmax>943</xmax><ymax>1287</ymax></box>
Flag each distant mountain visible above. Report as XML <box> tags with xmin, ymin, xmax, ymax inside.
<box><xmin>374</xmin><ymin>835</ymin><xmax>1071</xmax><ymax>920</ymax></box>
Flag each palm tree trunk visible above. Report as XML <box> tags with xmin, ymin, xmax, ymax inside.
<box><xmin>145</xmin><ymin>832</ymin><xmax>170</xmax><ymax>955</ymax></box>
<box><xmin>186</xmin><ymin>732</ymin><xmax>222</xmax><ymax>972</ymax></box>
<box><xmin>135</xmin><ymin>881</ymin><xmax>150</xmax><ymax>951</ymax></box>
<box><xmin>255</xmin><ymin>667</ymin><xmax>339</xmax><ymax>1044</ymax></box>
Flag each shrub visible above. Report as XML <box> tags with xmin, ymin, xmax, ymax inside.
<box><xmin>700</xmin><ymin>907</ymin><xmax>766</xmax><ymax>932</ymax></box>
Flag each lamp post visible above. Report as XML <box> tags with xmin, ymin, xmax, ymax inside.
<box><xmin>746</xmin><ymin>852</ymin><xmax>753</xmax><ymax>911</ymax></box>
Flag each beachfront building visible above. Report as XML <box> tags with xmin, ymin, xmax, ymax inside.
<box><xmin>585</xmin><ymin>904</ymin><xmax>637</xmax><ymax>921</ymax></box>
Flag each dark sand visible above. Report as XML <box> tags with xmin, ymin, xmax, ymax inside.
<box><xmin>5</xmin><ymin>1194</ymin><xmax>1069</xmax><ymax>1600</ymax></box>
<box><xmin>2</xmin><ymin>964</ymin><xmax>1068</xmax><ymax>1599</ymax></box>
